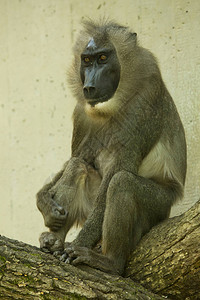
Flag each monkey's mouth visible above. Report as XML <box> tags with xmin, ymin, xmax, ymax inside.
<box><xmin>87</xmin><ymin>95</ymin><xmax>109</xmax><ymax>107</ymax></box>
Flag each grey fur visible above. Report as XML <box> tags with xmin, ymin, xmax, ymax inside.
<box><xmin>37</xmin><ymin>20</ymin><xmax>186</xmax><ymax>275</ymax></box>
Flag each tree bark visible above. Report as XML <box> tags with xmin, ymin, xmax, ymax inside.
<box><xmin>0</xmin><ymin>199</ymin><xmax>199</xmax><ymax>300</ymax></box>
<box><xmin>0</xmin><ymin>236</ymin><xmax>162</xmax><ymax>299</ymax></box>
<box><xmin>126</xmin><ymin>199</ymin><xmax>200</xmax><ymax>299</ymax></box>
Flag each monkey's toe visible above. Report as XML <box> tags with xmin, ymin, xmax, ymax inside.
<box><xmin>60</xmin><ymin>250</ymin><xmax>76</xmax><ymax>264</ymax></box>
<box><xmin>41</xmin><ymin>247</ymin><xmax>51</xmax><ymax>253</ymax></box>
<box><xmin>39</xmin><ymin>232</ymin><xmax>64</xmax><ymax>253</ymax></box>
<box><xmin>60</xmin><ymin>252</ymin><xmax>67</xmax><ymax>261</ymax></box>
<box><xmin>53</xmin><ymin>250</ymin><xmax>64</xmax><ymax>258</ymax></box>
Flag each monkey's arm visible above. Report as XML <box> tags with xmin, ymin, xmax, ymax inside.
<box><xmin>36</xmin><ymin>165</ymin><xmax>68</xmax><ymax>231</ymax></box>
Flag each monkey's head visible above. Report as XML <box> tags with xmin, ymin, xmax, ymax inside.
<box><xmin>68</xmin><ymin>20</ymin><xmax>156</xmax><ymax>119</ymax></box>
<box><xmin>80</xmin><ymin>37</ymin><xmax>120</xmax><ymax>107</ymax></box>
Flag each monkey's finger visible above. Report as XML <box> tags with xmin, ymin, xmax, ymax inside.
<box><xmin>67</xmin><ymin>249</ymin><xmax>88</xmax><ymax>260</ymax></box>
<box><xmin>52</xmin><ymin>207</ymin><xmax>65</xmax><ymax>217</ymax></box>
<box><xmin>51</xmin><ymin>221</ymin><xmax>63</xmax><ymax>227</ymax></box>
<box><xmin>65</xmin><ymin>246</ymin><xmax>75</xmax><ymax>255</ymax></box>
<box><xmin>50</xmin><ymin>217</ymin><xmax>67</xmax><ymax>226</ymax></box>
<box><xmin>49</xmin><ymin>225</ymin><xmax>62</xmax><ymax>231</ymax></box>
<box><xmin>53</xmin><ymin>250</ymin><xmax>64</xmax><ymax>258</ymax></box>
<box><xmin>41</xmin><ymin>247</ymin><xmax>51</xmax><ymax>253</ymax></box>
<box><xmin>68</xmin><ymin>251</ymin><xmax>78</xmax><ymax>258</ymax></box>
<box><xmin>71</xmin><ymin>256</ymin><xmax>88</xmax><ymax>266</ymax></box>
<box><xmin>55</xmin><ymin>205</ymin><xmax>66</xmax><ymax>215</ymax></box>
<box><xmin>54</xmin><ymin>216</ymin><xmax>66</xmax><ymax>224</ymax></box>
<box><xmin>52</xmin><ymin>213</ymin><xmax>68</xmax><ymax>222</ymax></box>
<box><xmin>53</xmin><ymin>218</ymin><xmax>66</xmax><ymax>225</ymax></box>
<box><xmin>65</xmin><ymin>257</ymin><xmax>74</xmax><ymax>264</ymax></box>
<box><xmin>60</xmin><ymin>252</ymin><xmax>68</xmax><ymax>262</ymax></box>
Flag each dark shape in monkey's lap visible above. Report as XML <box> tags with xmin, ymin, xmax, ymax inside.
<box><xmin>37</xmin><ymin>20</ymin><xmax>186</xmax><ymax>275</ymax></box>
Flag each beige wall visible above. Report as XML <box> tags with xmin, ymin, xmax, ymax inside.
<box><xmin>0</xmin><ymin>0</ymin><xmax>200</xmax><ymax>247</ymax></box>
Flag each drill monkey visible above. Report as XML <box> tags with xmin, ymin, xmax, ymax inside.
<box><xmin>37</xmin><ymin>20</ymin><xmax>187</xmax><ymax>275</ymax></box>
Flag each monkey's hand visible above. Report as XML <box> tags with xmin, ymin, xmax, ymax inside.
<box><xmin>43</xmin><ymin>202</ymin><xmax>68</xmax><ymax>231</ymax></box>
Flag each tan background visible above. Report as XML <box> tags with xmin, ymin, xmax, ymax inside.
<box><xmin>0</xmin><ymin>0</ymin><xmax>199</xmax><ymax>247</ymax></box>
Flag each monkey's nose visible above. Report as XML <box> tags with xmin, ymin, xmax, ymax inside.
<box><xmin>83</xmin><ymin>85</ymin><xmax>96</xmax><ymax>98</ymax></box>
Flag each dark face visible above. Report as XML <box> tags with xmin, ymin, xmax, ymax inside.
<box><xmin>80</xmin><ymin>39</ymin><xmax>121</xmax><ymax>106</ymax></box>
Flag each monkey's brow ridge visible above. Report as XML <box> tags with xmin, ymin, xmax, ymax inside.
<box><xmin>82</xmin><ymin>48</ymin><xmax>112</xmax><ymax>56</ymax></box>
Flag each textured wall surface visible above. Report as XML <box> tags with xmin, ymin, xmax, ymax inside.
<box><xmin>0</xmin><ymin>0</ymin><xmax>199</xmax><ymax>246</ymax></box>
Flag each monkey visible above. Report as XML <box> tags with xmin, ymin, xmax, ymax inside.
<box><xmin>36</xmin><ymin>20</ymin><xmax>187</xmax><ymax>275</ymax></box>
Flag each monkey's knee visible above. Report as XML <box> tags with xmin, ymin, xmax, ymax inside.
<box><xmin>107</xmin><ymin>171</ymin><xmax>137</xmax><ymax>200</ymax></box>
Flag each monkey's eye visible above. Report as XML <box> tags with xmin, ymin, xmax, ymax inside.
<box><xmin>99</xmin><ymin>54</ymin><xmax>107</xmax><ymax>62</ymax></box>
<box><xmin>83</xmin><ymin>57</ymin><xmax>90</xmax><ymax>63</ymax></box>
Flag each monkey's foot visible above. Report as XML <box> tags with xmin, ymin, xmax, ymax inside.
<box><xmin>39</xmin><ymin>232</ymin><xmax>64</xmax><ymax>253</ymax></box>
<box><xmin>60</xmin><ymin>246</ymin><xmax>118</xmax><ymax>274</ymax></box>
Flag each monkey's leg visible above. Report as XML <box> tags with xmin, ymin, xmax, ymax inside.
<box><xmin>102</xmin><ymin>170</ymin><xmax>175</xmax><ymax>274</ymax></box>
<box><xmin>64</xmin><ymin>171</ymin><xmax>175</xmax><ymax>275</ymax></box>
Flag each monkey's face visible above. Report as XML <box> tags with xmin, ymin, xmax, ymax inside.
<box><xmin>80</xmin><ymin>38</ymin><xmax>121</xmax><ymax>107</ymax></box>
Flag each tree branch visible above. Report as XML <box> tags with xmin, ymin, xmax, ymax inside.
<box><xmin>0</xmin><ymin>236</ymin><xmax>161</xmax><ymax>299</ymax></box>
<box><xmin>0</xmin><ymin>199</ymin><xmax>199</xmax><ymax>299</ymax></box>
<box><xmin>126</xmin><ymin>199</ymin><xmax>200</xmax><ymax>299</ymax></box>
